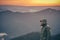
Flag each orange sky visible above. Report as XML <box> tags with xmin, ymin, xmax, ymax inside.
<box><xmin>0</xmin><ymin>0</ymin><xmax>60</xmax><ymax>6</ymax></box>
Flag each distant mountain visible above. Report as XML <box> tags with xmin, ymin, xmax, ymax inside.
<box><xmin>0</xmin><ymin>10</ymin><xmax>23</xmax><ymax>15</ymax></box>
<box><xmin>0</xmin><ymin>8</ymin><xmax>9</xmax><ymax>12</ymax></box>
<box><xmin>0</xmin><ymin>8</ymin><xmax>60</xmax><ymax>14</ymax></box>
<box><xmin>35</xmin><ymin>8</ymin><xmax>60</xmax><ymax>14</ymax></box>
<box><xmin>11</xmin><ymin>32</ymin><xmax>60</xmax><ymax>40</ymax></box>
<box><xmin>0</xmin><ymin>8</ymin><xmax>3</xmax><ymax>11</ymax></box>
<box><xmin>0</xmin><ymin>10</ymin><xmax>13</xmax><ymax>15</ymax></box>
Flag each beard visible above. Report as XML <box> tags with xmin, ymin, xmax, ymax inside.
<box><xmin>41</xmin><ymin>23</ymin><xmax>47</xmax><ymax>27</ymax></box>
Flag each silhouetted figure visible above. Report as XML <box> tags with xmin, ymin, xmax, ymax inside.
<box><xmin>40</xmin><ymin>19</ymin><xmax>51</xmax><ymax>40</ymax></box>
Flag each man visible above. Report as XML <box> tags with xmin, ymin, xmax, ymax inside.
<box><xmin>40</xmin><ymin>19</ymin><xmax>51</xmax><ymax>40</ymax></box>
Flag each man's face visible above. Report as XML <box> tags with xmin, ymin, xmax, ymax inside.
<box><xmin>41</xmin><ymin>21</ymin><xmax>46</xmax><ymax>25</ymax></box>
<box><xmin>40</xmin><ymin>19</ymin><xmax>47</xmax><ymax>26</ymax></box>
<box><xmin>40</xmin><ymin>21</ymin><xmax>47</xmax><ymax>26</ymax></box>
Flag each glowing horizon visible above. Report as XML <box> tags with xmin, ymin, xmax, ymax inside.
<box><xmin>0</xmin><ymin>0</ymin><xmax>60</xmax><ymax>6</ymax></box>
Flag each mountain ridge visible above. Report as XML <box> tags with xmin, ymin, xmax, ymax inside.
<box><xmin>11</xmin><ymin>32</ymin><xmax>60</xmax><ymax>40</ymax></box>
<box><xmin>0</xmin><ymin>8</ymin><xmax>60</xmax><ymax>14</ymax></box>
<box><xmin>35</xmin><ymin>8</ymin><xmax>60</xmax><ymax>14</ymax></box>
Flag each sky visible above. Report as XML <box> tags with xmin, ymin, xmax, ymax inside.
<box><xmin>0</xmin><ymin>0</ymin><xmax>60</xmax><ymax>6</ymax></box>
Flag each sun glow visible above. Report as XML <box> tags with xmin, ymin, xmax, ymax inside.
<box><xmin>32</xmin><ymin>0</ymin><xmax>58</xmax><ymax>3</ymax></box>
<box><xmin>0</xmin><ymin>0</ymin><xmax>60</xmax><ymax>6</ymax></box>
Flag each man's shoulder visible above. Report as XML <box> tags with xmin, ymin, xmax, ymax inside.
<box><xmin>45</xmin><ymin>25</ymin><xmax>50</xmax><ymax>29</ymax></box>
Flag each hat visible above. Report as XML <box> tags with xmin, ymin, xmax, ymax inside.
<box><xmin>40</xmin><ymin>19</ymin><xmax>47</xmax><ymax>22</ymax></box>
